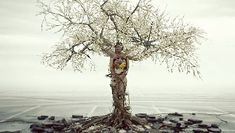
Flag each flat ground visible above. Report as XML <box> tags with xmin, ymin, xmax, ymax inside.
<box><xmin>0</xmin><ymin>89</ymin><xmax>235</xmax><ymax>132</ymax></box>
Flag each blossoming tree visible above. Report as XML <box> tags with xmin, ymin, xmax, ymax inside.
<box><xmin>38</xmin><ymin>0</ymin><xmax>203</xmax><ymax>131</ymax></box>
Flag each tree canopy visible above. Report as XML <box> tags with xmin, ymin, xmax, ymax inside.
<box><xmin>38</xmin><ymin>0</ymin><xmax>203</xmax><ymax>76</ymax></box>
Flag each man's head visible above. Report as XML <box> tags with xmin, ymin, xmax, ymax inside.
<box><xmin>114</xmin><ymin>42</ymin><xmax>123</xmax><ymax>53</ymax></box>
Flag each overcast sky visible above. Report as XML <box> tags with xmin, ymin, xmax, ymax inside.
<box><xmin>0</xmin><ymin>0</ymin><xmax>235</xmax><ymax>97</ymax></box>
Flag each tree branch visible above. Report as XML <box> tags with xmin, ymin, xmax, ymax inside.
<box><xmin>126</xmin><ymin>0</ymin><xmax>141</xmax><ymax>23</ymax></box>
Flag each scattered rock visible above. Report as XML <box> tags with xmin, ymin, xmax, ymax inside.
<box><xmin>184</xmin><ymin>121</ymin><xmax>194</xmax><ymax>125</ymax></box>
<box><xmin>208</xmin><ymin>128</ymin><xmax>222</xmax><ymax>133</ymax></box>
<box><xmin>198</xmin><ymin>123</ymin><xmax>209</xmax><ymax>128</ymax></box>
<box><xmin>135</xmin><ymin>113</ymin><xmax>147</xmax><ymax>118</ymax></box>
<box><xmin>159</xmin><ymin>129</ymin><xmax>173</xmax><ymax>133</ymax></box>
<box><xmin>147</xmin><ymin>115</ymin><xmax>156</xmax><ymax>119</ymax></box>
<box><xmin>188</xmin><ymin>119</ymin><xmax>203</xmax><ymax>124</ymax></box>
<box><xmin>147</xmin><ymin>117</ymin><xmax>158</xmax><ymax>123</ymax></box>
<box><xmin>152</xmin><ymin>123</ymin><xmax>161</xmax><ymax>129</ymax></box>
<box><xmin>135</xmin><ymin>125</ymin><xmax>145</xmax><ymax>132</ymax></box>
<box><xmin>108</xmin><ymin>126</ymin><xmax>117</xmax><ymax>133</ymax></box>
<box><xmin>179</xmin><ymin>117</ymin><xmax>183</xmax><ymax>121</ymax></box>
<box><xmin>211</xmin><ymin>124</ymin><xmax>219</xmax><ymax>128</ymax></box>
<box><xmin>156</xmin><ymin>117</ymin><xmax>165</xmax><ymax>123</ymax></box>
<box><xmin>100</xmin><ymin>127</ymin><xmax>110</xmax><ymax>132</ymax></box>
<box><xmin>168</xmin><ymin>112</ymin><xmax>183</xmax><ymax>117</ymax></box>
<box><xmin>48</xmin><ymin>116</ymin><xmax>55</xmax><ymax>120</ymax></box>
<box><xmin>72</xmin><ymin>115</ymin><xmax>83</xmax><ymax>119</ymax></box>
<box><xmin>193</xmin><ymin>128</ymin><xmax>208</xmax><ymax>133</ymax></box>
<box><xmin>0</xmin><ymin>131</ymin><xmax>21</xmax><ymax>133</ymax></box>
<box><xmin>42</xmin><ymin>122</ymin><xmax>54</xmax><ymax>128</ymax></box>
<box><xmin>53</xmin><ymin>123</ymin><xmax>65</xmax><ymax>131</ymax></box>
<box><xmin>30</xmin><ymin>112</ymin><xmax>222</xmax><ymax>133</ymax></box>
<box><xmin>147</xmin><ymin>129</ymin><xmax>159</xmax><ymax>133</ymax></box>
<box><xmin>30</xmin><ymin>123</ymin><xmax>41</xmax><ymax>129</ymax></box>
<box><xmin>61</xmin><ymin>118</ymin><xmax>67</xmax><ymax>124</ymax></box>
<box><xmin>169</xmin><ymin>119</ymin><xmax>178</xmax><ymax>123</ymax></box>
<box><xmin>72</xmin><ymin>118</ymin><xmax>87</xmax><ymax>123</ymax></box>
<box><xmin>37</xmin><ymin>115</ymin><xmax>48</xmax><ymax>120</ymax></box>
<box><xmin>31</xmin><ymin>126</ymin><xmax>45</xmax><ymax>132</ymax></box>
<box><xmin>119</xmin><ymin>129</ymin><xmax>127</xmax><ymax>133</ymax></box>
<box><xmin>44</xmin><ymin>128</ymin><xmax>54</xmax><ymax>133</ymax></box>
<box><xmin>144</xmin><ymin>125</ymin><xmax>151</xmax><ymax>129</ymax></box>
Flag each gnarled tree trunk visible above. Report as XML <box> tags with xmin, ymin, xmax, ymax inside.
<box><xmin>109</xmin><ymin>74</ymin><xmax>132</xmax><ymax>129</ymax></box>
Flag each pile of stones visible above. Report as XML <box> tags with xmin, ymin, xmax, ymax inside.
<box><xmin>30</xmin><ymin>112</ymin><xmax>222</xmax><ymax>133</ymax></box>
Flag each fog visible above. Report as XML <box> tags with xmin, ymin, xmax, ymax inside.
<box><xmin>0</xmin><ymin>0</ymin><xmax>235</xmax><ymax>97</ymax></box>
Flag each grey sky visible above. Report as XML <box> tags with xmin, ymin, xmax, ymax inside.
<box><xmin>0</xmin><ymin>0</ymin><xmax>235</xmax><ymax>96</ymax></box>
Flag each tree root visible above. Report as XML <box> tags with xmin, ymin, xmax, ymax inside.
<box><xmin>76</xmin><ymin>114</ymin><xmax>147</xmax><ymax>132</ymax></box>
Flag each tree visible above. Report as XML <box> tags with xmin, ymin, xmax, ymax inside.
<box><xmin>38</xmin><ymin>0</ymin><xmax>203</xmax><ymax>132</ymax></box>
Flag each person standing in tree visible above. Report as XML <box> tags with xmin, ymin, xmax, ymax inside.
<box><xmin>39</xmin><ymin>0</ymin><xmax>203</xmax><ymax>130</ymax></box>
<box><xmin>110</xmin><ymin>42</ymin><xmax>129</xmax><ymax>92</ymax></box>
<box><xmin>108</xmin><ymin>42</ymin><xmax>131</xmax><ymax>127</ymax></box>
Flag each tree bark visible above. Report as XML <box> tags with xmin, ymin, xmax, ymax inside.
<box><xmin>109</xmin><ymin>74</ymin><xmax>132</xmax><ymax>129</ymax></box>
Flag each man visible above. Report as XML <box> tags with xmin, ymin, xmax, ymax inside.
<box><xmin>109</xmin><ymin>42</ymin><xmax>129</xmax><ymax>92</ymax></box>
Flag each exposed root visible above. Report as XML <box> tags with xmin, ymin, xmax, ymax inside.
<box><xmin>75</xmin><ymin>114</ymin><xmax>147</xmax><ymax>132</ymax></box>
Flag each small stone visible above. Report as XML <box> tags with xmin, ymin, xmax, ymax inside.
<box><xmin>72</xmin><ymin>115</ymin><xmax>83</xmax><ymax>119</ymax></box>
<box><xmin>176</xmin><ymin>123</ymin><xmax>181</xmax><ymax>127</ymax></box>
<box><xmin>88</xmin><ymin>126</ymin><xmax>95</xmax><ymax>130</ymax></box>
<box><xmin>31</xmin><ymin>127</ymin><xmax>45</xmax><ymax>132</ymax></box>
<box><xmin>198</xmin><ymin>123</ymin><xmax>208</xmax><ymax>128</ymax></box>
<box><xmin>119</xmin><ymin>129</ymin><xmax>127</xmax><ymax>133</ymax></box>
<box><xmin>135</xmin><ymin>125</ymin><xmax>145</xmax><ymax>132</ymax></box>
<box><xmin>188</xmin><ymin>119</ymin><xmax>203</xmax><ymax>124</ymax></box>
<box><xmin>0</xmin><ymin>131</ymin><xmax>21</xmax><ymax>133</ymax></box>
<box><xmin>179</xmin><ymin>123</ymin><xmax>188</xmax><ymax>129</ymax></box>
<box><xmin>126</xmin><ymin>130</ymin><xmax>134</xmax><ymax>133</ymax></box>
<box><xmin>184</xmin><ymin>121</ymin><xmax>194</xmax><ymax>125</ymax></box>
<box><xmin>44</xmin><ymin>128</ymin><xmax>54</xmax><ymax>133</ymax></box>
<box><xmin>147</xmin><ymin>129</ymin><xmax>159</xmax><ymax>133</ymax></box>
<box><xmin>71</xmin><ymin>118</ymin><xmax>87</xmax><ymax>123</ymax></box>
<box><xmin>179</xmin><ymin>118</ymin><xmax>183</xmax><ymax>121</ymax></box>
<box><xmin>169</xmin><ymin>119</ymin><xmax>178</xmax><ymax>123</ymax></box>
<box><xmin>159</xmin><ymin>129</ymin><xmax>173</xmax><ymax>133</ymax></box>
<box><xmin>147</xmin><ymin>118</ymin><xmax>158</xmax><ymax>123</ymax></box>
<box><xmin>156</xmin><ymin>117</ymin><xmax>164</xmax><ymax>123</ymax></box>
<box><xmin>61</xmin><ymin>118</ymin><xmax>67</xmax><ymax>124</ymax></box>
<box><xmin>173</xmin><ymin>127</ymin><xmax>183</xmax><ymax>132</ymax></box>
<box><xmin>53</xmin><ymin>123</ymin><xmax>65</xmax><ymax>131</ymax></box>
<box><xmin>101</xmin><ymin>128</ymin><xmax>110</xmax><ymax>133</ymax></box>
<box><xmin>30</xmin><ymin>123</ymin><xmax>41</xmax><ymax>128</ymax></box>
<box><xmin>135</xmin><ymin>113</ymin><xmax>147</xmax><ymax>118</ymax></box>
<box><xmin>168</xmin><ymin>112</ymin><xmax>183</xmax><ymax>117</ymax></box>
<box><xmin>144</xmin><ymin>125</ymin><xmax>151</xmax><ymax>129</ymax></box>
<box><xmin>208</xmin><ymin>128</ymin><xmax>222</xmax><ymax>133</ymax></box>
<box><xmin>152</xmin><ymin>123</ymin><xmax>161</xmax><ymax>129</ymax></box>
<box><xmin>163</xmin><ymin>121</ymin><xmax>172</xmax><ymax>125</ymax></box>
<box><xmin>192</xmin><ymin>113</ymin><xmax>196</xmax><ymax>115</ymax></box>
<box><xmin>48</xmin><ymin>116</ymin><xmax>55</xmax><ymax>120</ymax></box>
<box><xmin>193</xmin><ymin>128</ymin><xmax>207</xmax><ymax>133</ymax></box>
<box><xmin>42</xmin><ymin>122</ymin><xmax>54</xmax><ymax>128</ymax></box>
<box><xmin>37</xmin><ymin>115</ymin><xmax>48</xmax><ymax>120</ymax></box>
<box><xmin>147</xmin><ymin>115</ymin><xmax>156</xmax><ymax>119</ymax></box>
<box><xmin>211</xmin><ymin>124</ymin><xmax>219</xmax><ymax>128</ymax></box>
<box><xmin>90</xmin><ymin>116</ymin><xmax>99</xmax><ymax>120</ymax></box>
<box><xmin>109</xmin><ymin>127</ymin><xmax>117</xmax><ymax>133</ymax></box>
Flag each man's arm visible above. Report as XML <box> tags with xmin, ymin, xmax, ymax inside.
<box><xmin>109</xmin><ymin>57</ymin><xmax>113</xmax><ymax>74</ymax></box>
<box><xmin>126</xmin><ymin>56</ymin><xmax>129</xmax><ymax>73</ymax></box>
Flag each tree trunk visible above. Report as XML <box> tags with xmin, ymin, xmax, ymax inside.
<box><xmin>78</xmin><ymin>72</ymin><xmax>147</xmax><ymax>132</ymax></box>
<box><xmin>108</xmin><ymin>74</ymin><xmax>132</xmax><ymax>129</ymax></box>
